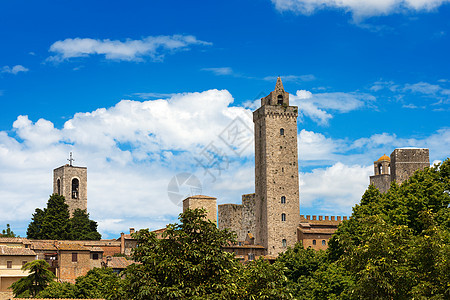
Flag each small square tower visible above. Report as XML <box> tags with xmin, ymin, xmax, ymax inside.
<box><xmin>183</xmin><ymin>195</ymin><xmax>217</xmax><ymax>223</ymax></box>
<box><xmin>390</xmin><ymin>148</ymin><xmax>429</xmax><ymax>185</ymax></box>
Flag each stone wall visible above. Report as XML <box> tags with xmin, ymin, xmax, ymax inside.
<box><xmin>53</xmin><ymin>165</ymin><xmax>88</xmax><ymax>216</ymax></box>
<box><xmin>58</xmin><ymin>250</ymin><xmax>91</xmax><ymax>283</ymax></box>
<box><xmin>240</xmin><ymin>193</ymin><xmax>256</xmax><ymax>241</ymax></box>
<box><xmin>369</xmin><ymin>174</ymin><xmax>391</xmax><ymax>193</ymax></box>
<box><xmin>218</xmin><ymin>204</ymin><xmax>242</xmax><ymax>237</ymax></box>
<box><xmin>390</xmin><ymin>148</ymin><xmax>429</xmax><ymax>185</ymax></box>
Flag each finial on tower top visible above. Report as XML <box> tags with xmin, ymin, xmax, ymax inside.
<box><xmin>275</xmin><ymin>76</ymin><xmax>284</xmax><ymax>92</ymax></box>
<box><xmin>68</xmin><ymin>152</ymin><xmax>75</xmax><ymax>166</ymax></box>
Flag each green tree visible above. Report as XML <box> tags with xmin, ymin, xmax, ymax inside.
<box><xmin>26</xmin><ymin>194</ymin><xmax>101</xmax><ymax>240</ymax></box>
<box><xmin>325</xmin><ymin>158</ymin><xmax>450</xmax><ymax>299</ymax></box>
<box><xmin>118</xmin><ymin>208</ymin><xmax>241</xmax><ymax>299</ymax></box>
<box><xmin>10</xmin><ymin>260</ymin><xmax>55</xmax><ymax>298</ymax></box>
<box><xmin>69</xmin><ymin>209</ymin><xmax>101</xmax><ymax>240</ymax></box>
<box><xmin>37</xmin><ymin>281</ymin><xmax>77</xmax><ymax>299</ymax></box>
<box><xmin>75</xmin><ymin>267</ymin><xmax>122</xmax><ymax>299</ymax></box>
<box><xmin>1</xmin><ymin>223</ymin><xmax>16</xmax><ymax>237</ymax></box>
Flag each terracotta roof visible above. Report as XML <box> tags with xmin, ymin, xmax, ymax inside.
<box><xmin>186</xmin><ymin>195</ymin><xmax>217</xmax><ymax>199</ymax></box>
<box><xmin>0</xmin><ymin>237</ymin><xmax>29</xmax><ymax>243</ymax></box>
<box><xmin>104</xmin><ymin>256</ymin><xmax>134</xmax><ymax>269</ymax></box>
<box><xmin>57</xmin><ymin>243</ymin><xmax>89</xmax><ymax>251</ymax></box>
<box><xmin>297</xmin><ymin>227</ymin><xmax>337</xmax><ymax>234</ymax></box>
<box><xmin>89</xmin><ymin>247</ymin><xmax>104</xmax><ymax>252</ymax></box>
<box><xmin>31</xmin><ymin>243</ymin><xmax>57</xmax><ymax>251</ymax></box>
<box><xmin>222</xmin><ymin>244</ymin><xmax>265</xmax><ymax>249</ymax></box>
<box><xmin>0</xmin><ymin>245</ymin><xmax>36</xmax><ymax>256</ymax></box>
<box><xmin>377</xmin><ymin>154</ymin><xmax>391</xmax><ymax>162</ymax></box>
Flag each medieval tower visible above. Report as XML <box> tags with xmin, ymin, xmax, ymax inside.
<box><xmin>53</xmin><ymin>153</ymin><xmax>87</xmax><ymax>216</ymax></box>
<box><xmin>253</xmin><ymin>77</ymin><xmax>300</xmax><ymax>256</ymax></box>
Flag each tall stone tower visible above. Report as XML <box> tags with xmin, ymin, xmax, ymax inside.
<box><xmin>253</xmin><ymin>77</ymin><xmax>300</xmax><ymax>256</ymax></box>
<box><xmin>53</xmin><ymin>154</ymin><xmax>87</xmax><ymax>216</ymax></box>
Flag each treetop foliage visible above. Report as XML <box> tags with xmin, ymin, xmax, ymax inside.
<box><xmin>26</xmin><ymin>193</ymin><xmax>101</xmax><ymax>240</ymax></box>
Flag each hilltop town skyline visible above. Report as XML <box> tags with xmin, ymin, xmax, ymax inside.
<box><xmin>1</xmin><ymin>1</ymin><xmax>449</xmax><ymax>238</ymax></box>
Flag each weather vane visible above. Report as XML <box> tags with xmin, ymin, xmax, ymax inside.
<box><xmin>68</xmin><ymin>152</ymin><xmax>75</xmax><ymax>166</ymax></box>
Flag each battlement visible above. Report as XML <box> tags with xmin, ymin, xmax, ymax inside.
<box><xmin>300</xmin><ymin>215</ymin><xmax>348</xmax><ymax>223</ymax></box>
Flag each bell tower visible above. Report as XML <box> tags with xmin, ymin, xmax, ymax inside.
<box><xmin>253</xmin><ymin>77</ymin><xmax>300</xmax><ymax>255</ymax></box>
<box><xmin>53</xmin><ymin>153</ymin><xmax>87</xmax><ymax>216</ymax></box>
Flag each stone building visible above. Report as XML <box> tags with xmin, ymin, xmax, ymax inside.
<box><xmin>53</xmin><ymin>153</ymin><xmax>87</xmax><ymax>216</ymax></box>
<box><xmin>370</xmin><ymin>148</ymin><xmax>430</xmax><ymax>193</ymax></box>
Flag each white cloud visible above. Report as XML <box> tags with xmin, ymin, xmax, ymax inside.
<box><xmin>1</xmin><ymin>65</ymin><xmax>29</xmax><ymax>75</ymax></box>
<box><xmin>404</xmin><ymin>82</ymin><xmax>442</xmax><ymax>94</ymax></box>
<box><xmin>271</xmin><ymin>0</ymin><xmax>450</xmax><ymax>19</ymax></box>
<box><xmin>201</xmin><ymin>67</ymin><xmax>234</xmax><ymax>76</ymax></box>
<box><xmin>300</xmin><ymin>163</ymin><xmax>373</xmax><ymax>214</ymax></box>
<box><xmin>48</xmin><ymin>35</ymin><xmax>212</xmax><ymax>62</ymax></box>
<box><xmin>0</xmin><ymin>89</ymin><xmax>254</xmax><ymax>237</ymax></box>
<box><xmin>290</xmin><ymin>89</ymin><xmax>376</xmax><ymax>125</ymax></box>
<box><xmin>1</xmin><ymin>87</ymin><xmax>449</xmax><ymax>237</ymax></box>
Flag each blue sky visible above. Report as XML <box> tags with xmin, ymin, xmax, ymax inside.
<box><xmin>1</xmin><ymin>0</ymin><xmax>449</xmax><ymax>238</ymax></box>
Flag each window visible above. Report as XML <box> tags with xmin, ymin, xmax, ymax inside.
<box><xmin>281</xmin><ymin>196</ymin><xmax>286</xmax><ymax>204</ymax></box>
<box><xmin>312</xmin><ymin>240</ymin><xmax>316</xmax><ymax>245</ymax></box>
<box><xmin>57</xmin><ymin>179</ymin><xmax>61</xmax><ymax>195</ymax></box>
<box><xmin>282</xmin><ymin>239</ymin><xmax>287</xmax><ymax>248</ymax></box>
<box><xmin>72</xmin><ymin>178</ymin><xmax>79</xmax><ymax>199</ymax></box>
<box><xmin>277</xmin><ymin>95</ymin><xmax>283</xmax><ymax>105</ymax></box>
<box><xmin>281</xmin><ymin>213</ymin><xmax>286</xmax><ymax>221</ymax></box>
<box><xmin>280</xmin><ymin>128</ymin><xmax>284</xmax><ymax>135</ymax></box>
<box><xmin>92</xmin><ymin>253</ymin><xmax>99</xmax><ymax>260</ymax></box>
<box><xmin>322</xmin><ymin>240</ymin><xmax>326</xmax><ymax>246</ymax></box>
<box><xmin>248</xmin><ymin>253</ymin><xmax>255</xmax><ymax>261</ymax></box>
<box><xmin>7</xmin><ymin>261</ymin><xmax>12</xmax><ymax>268</ymax></box>
<box><xmin>72</xmin><ymin>253</ymin><xmax>78</xmax><ymax>262</ymax></box>
<box><xmin>22</xmin><ymin>261</ymin><xmax>27</xmax><ymax>267</ymax></box>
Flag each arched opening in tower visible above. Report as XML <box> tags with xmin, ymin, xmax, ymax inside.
<box><xmin>72</xmin><ymin>178</ymin><xmax>79</xmax><ymax>199</ymax></box>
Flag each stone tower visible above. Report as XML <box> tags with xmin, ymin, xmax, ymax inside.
<box><xmin>390</xmin><ymin>148</ymin><xmax>429</xmax><ymax>185</ymax></box>
<box><xmin>370</xmin><ymin>148</ymin><xmax>430</xmax><ymax>193</ymax></box>
<box><xmin>53</xmin><ymin>155</ymin><xmax>87</xmax><ymax>216</ymax></box>
<box><xmin>183</xmin><ymin>195</ymin><xmax>217</xmax><ymax>223</ymax></box>
<box><xmin>253</xmin><ymin>77</ymin><xmax>300</xmax><ymax>256</ymax></box>
<box><xmin>369</xmin><ymin>154</ymin><xmax>391</xmax><ymax>193</ymax></box>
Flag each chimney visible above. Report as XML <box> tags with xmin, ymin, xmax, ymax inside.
<box><xmin>130</xmin><ymin>228</ymin><xmax>135</xmax><ymax>234</ymax></box>
<box><xmin>120</xmin><ymin>232</ymin><xmax>125</xmax><ymax>255</ymax></box>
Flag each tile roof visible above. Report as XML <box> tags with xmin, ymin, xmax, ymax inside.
<box><xmin>0</xmin><ymin>245</ymin><xmax>36</xmax><ymax>256</ymax></box>
<box><xmin>56</xmin><ymin>243</ymin><xmax>89</xmax><ymax>251</ymax></box>
<box><xmin>89</xmin><ymin>247</ymin><xmax>104</xmax><ymax>252</ymax></box>
<box><xmin>31</xmin><ymin>242</ymin><xmax>57</xmax><ymax>251</ymax></box>
<box><xmin>0</xmin><ymin>237</ymin><xmax>30</xmax><ymax>243</ymax></box>
<box><xmin>104</xmin><ymin>256</ymin><xmax>134</xmax><ymax>269</ymax></box>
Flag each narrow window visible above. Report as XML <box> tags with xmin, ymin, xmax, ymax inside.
<box><xmin>312</xmin><ymin>240</ymin><xmax>316</xmax><ymax>246</ymax></box>
<box><xmin>92</xmin><ymin>253</ymin><xmax>99</xmax><ymax>260</ymax></box>
<box><xmin>280</xmin><ymin>128</ymin><xmax>284</xmax><ymax>135</ymax></box>
<box><xmin>72</xmin><ymin>178</ymin><xmax>79</xmax><ymax>199</ymax></box>
<box><xmin>322</xmin><ymin>240</ymin><xmax>326</xmax><ymax>246</ymax></box>
<box><xmin>282</xmin><ymin>239</ymin><xmax>287</xmax><ymax>248</ymax></box>
<box><xmin>57</xmin><ymin>179</ymin><xmax>61</xmax><ymax>195</ymax></box>
<box><xmin>277</xmin><ymin>95</ymin><xmax>283</xmax><ymax>105</ymax></box>
<box><xmin>281</xmin><ymin>213</ymin><xmax>286</xmax><ymax>221</ymax></box>
<box><xmin>72</xmin><ymin>253</ymin><xmax>78</xmax><ymax>262</ymax></box>
<box><xmin>281</xmin><ymin>196</ymin><xmax>286</xmax><ymax>204</ymax></box>
<box><xmin>7</xmin><ymin>261</ymin><xmax>12</xmax><ymax>268</ymax></box>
